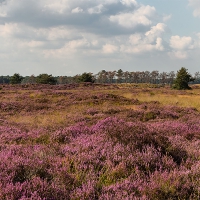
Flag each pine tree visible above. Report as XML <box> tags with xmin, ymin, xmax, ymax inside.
<box><xmin>173</xmin><ymin>67</ymin><xmax>194</xmax><ymax>90</ymax></box>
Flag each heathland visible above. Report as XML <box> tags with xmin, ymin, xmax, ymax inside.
<box><xmin>1</xmin><ymin>83</ymin><xmax>200</xmax><ymax>199</ymax></box>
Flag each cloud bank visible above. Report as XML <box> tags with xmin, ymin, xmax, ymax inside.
<box><xmin>0</xmin><ymin>0</ymin><xmax>199</xmax><ymax>75</ymax></box>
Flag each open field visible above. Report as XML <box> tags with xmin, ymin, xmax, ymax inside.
<box><xmin>1</xmin><ymin>83</ymin><xmax>200</xmax><ymax>199</ymax></box>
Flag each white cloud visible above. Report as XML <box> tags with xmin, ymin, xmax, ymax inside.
<box><xmin>120</xmin><ymin>0</ymin><xmax>137</xmax><ymax>7</ymax></box>
<box><xmin>23</xmin><ymin>41</ymin><xmax>44</xmax><ymax>48</ymax></box>
<box><xmin>170</xmin><ymin>35</ymin><xmax>193</xmax><ymax>50</ymax></box>
<box><xmin>88</xmin><ymin>4</ymin><xmax>104</xmax><ymax>14</ymax></box>
<box><xmin>42</xmin><ymin>0</ymin><xmax>69</xmax><ymax>14</ymax></box>
<box><xmin>121</xmin><ymin>37</ymin><xmax>164</xmax><ymax>53</ymax></box>
<box><xmin>168</xmin><ymin>51</ymin><xmax>188</xmax><ymax>59</ymax></box>
<box><xmin>120</xmin><ymin>23</ymin><xmax>165</xmax><ymax>54</ymax></box>
<box><xmin>188</xmin><ymin>0</ymin><xmax>200</xmax><ymax>17</ymax></box>
<box><xmin>0</xmin><ymin>23</ymin><xmax>20</xmax><ymax>37</ymax></box>
<box><xmin>129</xmin><ymin>34</ymin><xmax>142</xmax><ymax>45</ymax></box>
<box><xmin>169</xmin><ymin>35</ymin><xmax>196</xmax><ymax>59</ymax></box>
<box><xmin>155</xmin><ymin>37</ymin><xmax>164</xmax><ymax>51</ymax></box>
<box><xmin>43</xmin><ymin>38</ymin><xmax>90</xmax><ymax>58</ymax></box>
<box><xmin>46</xmin><ymin>27</ymin><xmax>74</xmax><ymax>40</ymax></box>
<box><xmin>102</xmin><ymin>44</ymin><xmax>118</xmax><ymax>53</ymax></box>
<box><xmin>109</xmin><ymin>5</ymin><xmax>156</xmax><ymax>28</ymax></box>
<box><xmin>71</xmin><ymin>7</ymin><xmax>83</xmax><ymax>13</ymax></box>
<box><xmin>0</xmin><ymin>1</ymin><xmax>7</xmax><ymax>17</ymax></box>
<box><xmin>67</xmin><ymin>39</ymin><xmax>89</xmax><ymax>49</ymax></box>
<box><xmin>145</xmin><ymin>23</ymin><xmax>166</xmax><ymax>43</ymax></box>
<box><xmin>163</xmin><ymin>14</ymin><xmax>172</xmax><ymax>22</ymax></box>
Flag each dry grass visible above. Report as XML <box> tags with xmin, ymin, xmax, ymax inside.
<box><xmin>4</xmin><ymin>84</ymin><xmax>200</xmax><ymax>129</ymax></box>
<box><xmin>122</xmin><ymin>105</ymin><xmax>138</xmax><ymax>110</ymax></box>
<box><xmin>9</xmin><ymin>111</ymin><xmax>69</xmax><ymax>129</ymax></box>
<box><xmin>122</xmin><ymin>91</ymin><xmax>200</xmax><ymax>110</ymax></box>
<box><xmin>8</xmin><ymin>103</ymin><xmax>104</xmax><ymax>129</ymax></box>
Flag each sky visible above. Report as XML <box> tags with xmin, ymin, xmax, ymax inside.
<box><xmin>0</xmin><ymin>0</ymin><xmax>200</xmax><ymax>76</ymax></box>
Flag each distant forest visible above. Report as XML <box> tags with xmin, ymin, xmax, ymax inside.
<box><xmin>1</xmin><ymin>69</ymin><xmax>200</xmax><ymax>85</ymax></box>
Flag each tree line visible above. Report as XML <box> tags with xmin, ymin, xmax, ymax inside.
<box><xmin>1</xmin><ymin>68</ymin><xmax>199</xmax><ymax>88</ymax></box>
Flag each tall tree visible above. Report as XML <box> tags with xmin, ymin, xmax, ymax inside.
<box><xmin>144</xmin><ymin>71</ymin><xmax>151</xmax><ymax>83</ymax></box>
<box><xmin>78</xmin><ymin>72</ymin><xmax>94</xmax><ymax>83</ymax></box>
<box><xmin>36</xmin><ymin>74</ymin><xmax>56</xmax><ymax>85</ymax></box>
<box><xmin>133</xmin><ymin>72</ymin><xmax>140</xmax><ymax>83</ymax></box>
<box><xmin>194</xmin><ymin>71</ymin><xmax>200</xmax><ymax>84</ymax></box>
<box><xmin>173</xmin><ymin>67</ymin><xmax>194</xmax><ymax>90</ymax></box>
<box><xmin>96</xmin><ymin>70</ymin><xmax>108</xmax><ymax>83</ymax></box>
<box><xmin>21</xmin><ymin>75</ymin><xmax>36</xmax><ymax>84</ymax></box>
<box><xmin>159</xmin><ymin>72</ymin><xmax>168</xmax><ymax>85</ymax></box>
<box><xmin>10</xmin><ymin>73</ymin><xmax>23</xmax><ymax>84</ymax></box>
<box><xmin>150</xmin><ymin>70</ymin><xmax>159</xmax><ymax>84</ymax></box>
<box><xmin>168</xmin><ymin>71</ymin><xmax>175</xmax><ymax>85</ymax></box>
<box><xmin>0</xmin><ymin>76</ymin><xmax>10</xmax><ymax>84</ymax></box>
<box><xmin>116</xmin><ymin>69</ymin><xmax>124</xmax><ymax>83</ymax></box>
<box><xmin>107</xmin><ymin>71</ymin><xmax>116</xmax><ymax>83</ymax></box>
<box><xmin>124</xmin><ymin>71</ymin><xmax>130</xmax><ymax>83</ymax></box>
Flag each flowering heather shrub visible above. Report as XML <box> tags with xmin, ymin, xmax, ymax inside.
<box><xmin>0</xmin><ymin>145</ymin><xmax>74</xmax><ymax>199</ymax></box>
<box><xmin>147</xmin><ymin>120</ymin><xmax>200</xmax><ymax>140</ymax></box>
<box><xmin>142</xmin><ymin>170</ymin><xmax>196</xmax><ymax>199</ymax></box>
<box><xmin>126</xmin><ymin>109</ymin><xmax>144</xmax><ymax>121</ymax></box>
<box><xmin>92</xmin><ymin>117</ymin><xmax>189</xmax><ymax>166</ymax></box>
<box><xmin>52</xmin><ymin>122</ymin><xmax>91</xmax><ymax>144</ymax></box>
<box><xmin>59</xmin><ymin>116</ymin><xmax>200</xmax><ymax>198</ymax></box>
<box><xmin>0</xmin><ymin>126</ymin><xmax>50</xmax><ymax>145</ymax></box>
<box><xmin>132</xmin><ymin>104</ymin><xmax>200</xmax><ymax>121</ymax></box>
<box><xmin>159</xmin><ymin>109</ymin><xmax>180</xmax><ymax>119</ymax></box>
<box><xmin>99</xmin><ymin>178</ymin><xmax>147</xmax><ymax>200</ymax></box>
<box><xmin>1</xmin><ymin>85</ymin><xmax>200</xmax><ymax>199</ymax></box>
<box><xmin>143</xmin><ymin>111</ymin><xmax>157</xmax><ymax>121</ymax></box>
<box><xmin>0</xmin><ymin>125</ymin><xmax>28</xmax><ymax>144</ymax></box>
<box><xmin>70</xmin><ymin>179</ymin><xmax>98</xmax><ymax>200</ymax></box>
<box><xmin>0</xmin><ymin>102</ymin><xmax>22</xmax><ymax>112</ymax></box>
<box><xmin>0</xmin><ymin>100</ymin><xmax>51</xmax><ymax>113</ymax></box>
<box><xmin>89</xmin><ymin>93</ymin><xmax>135</xmax><ymax>105</ymax></box>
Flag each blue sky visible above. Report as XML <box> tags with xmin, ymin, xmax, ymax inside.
<box><xmin>143</xmin><ymin>0</ymin><xmax>200</xmax><ymax>35</ymax></box>
<box><xmin>0</xmin><ymin>0</ymin><xmax>200</xmax><ymax>76</ymax></box>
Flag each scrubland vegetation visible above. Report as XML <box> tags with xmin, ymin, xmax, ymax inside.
<box><xmin>1</xmin><ymin>83</ymin><xmax>200</xmax><ymax>199</ymax></box>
